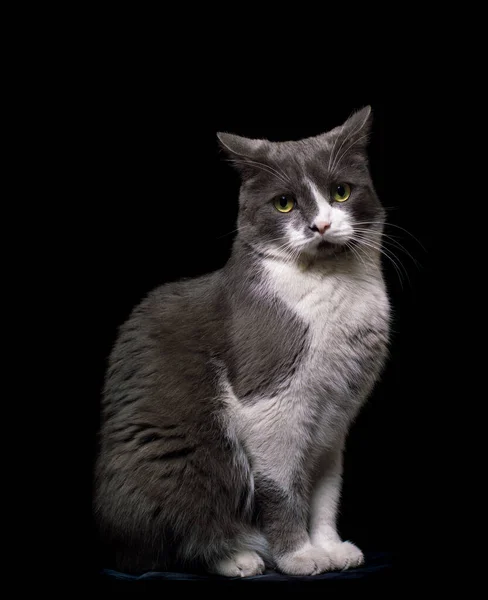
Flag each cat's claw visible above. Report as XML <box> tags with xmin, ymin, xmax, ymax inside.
<box><xmin>211</xmin><ymin>550</ymin><xmax>265</xmax><ymax>577</ymax></box>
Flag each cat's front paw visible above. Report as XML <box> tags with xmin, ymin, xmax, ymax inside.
<box><xmin>210</xmin><ymin>550</ymin><xmax>265</xmax><ymax>578</ymax></box>
<box><xmin>275</xmin><ymin>545</ymin><xmax>332</xmax><ymax>576</ymax></box>
<box><xmin>314</xmin><ymin>540</ymin><xmax>364</xmax><ymax>571</ymax></box>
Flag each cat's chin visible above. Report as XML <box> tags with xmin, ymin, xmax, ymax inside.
<box><xmin>317</xmin><ymin>240</ymin><xmax>337</xmax><ymax>251</ymax></box>
<box><xmin>307</xmin><ymin>240</ymin><xmax>349</xmax><ymax>257</ymax></box>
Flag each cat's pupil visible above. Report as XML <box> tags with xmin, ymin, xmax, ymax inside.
<box><xmin>280</xmin><ymin>196</ymin><xmax>288</xmax><ymax>207</ymax></box>
<box><xmin>337</xmin><ymin>185</ymin><xmax>345</xmax><ymax>197</ymax></box>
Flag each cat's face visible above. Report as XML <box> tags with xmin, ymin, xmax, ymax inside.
<box><xmin>218</xmin><ymin>106</ymin><xmax>384</xmax><ymax>261</ymax></box>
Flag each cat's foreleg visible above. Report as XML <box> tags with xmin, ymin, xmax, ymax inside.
<box><xmin>255</xmin><ymin>475</ymin><xmax>333</xmax><ymax>576</ymax></box>
<box><xmin>309</xmin><ymin>443</ymin><xmax>364</xmax><ymax>570</ymax></box>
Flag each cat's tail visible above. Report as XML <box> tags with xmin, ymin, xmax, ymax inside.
<box><xmin>177</xmin><ymin>525</ymin><xmax>273</xmax><ymax>572</ymax></box>
<box><xmin>239</xmin><ymin>528</ymin><xmax>273</xmax><ymax>567</ymax></box>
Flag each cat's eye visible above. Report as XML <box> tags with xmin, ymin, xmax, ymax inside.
<box><xmin>332</xmin><ymin>183</ymin><xmax>351</xmax><ymax>202</ymax></box>
<box><xmin>273</xmin><ymin>194</ymin><xmax>295</xmax><ymax>213</ymax></box>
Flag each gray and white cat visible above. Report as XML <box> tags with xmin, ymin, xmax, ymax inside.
<box><xmin>94</xmin><ymin>106</ymin><xmax>390</xmax><ymax>577</ymax></box>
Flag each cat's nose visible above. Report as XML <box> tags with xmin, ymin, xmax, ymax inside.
<box><xmin>310</xmin><ymin>221</ymin><xmax>331</xmax><ymax>235</ymax></box>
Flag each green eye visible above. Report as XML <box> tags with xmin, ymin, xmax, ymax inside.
<box><xmin>273</xmin><ymin>194</ymin><xmax>295</xmax><ymax>213</ymax></box>
<box><xmin>332</xmin><ymin>183</ymin><xmax>351</xmax><ymax>202</ymax></box>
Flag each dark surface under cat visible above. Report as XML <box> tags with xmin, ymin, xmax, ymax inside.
<box><xmin>99</xmin><ymin>551</ymin><xmax>392</xmax><ymax>585</ymax></box>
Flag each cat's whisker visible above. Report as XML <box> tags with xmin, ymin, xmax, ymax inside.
<box><xmin>345</xmin><ymin>241</ymin><xmax>368</xmax><ymax>269</ymax></box>
<box><xmin>330</xmin><ymin>111</ymin><xmax>370</xmax><ymax>173</ymax></box>
<box><xmin>351</xmin><ymin>234</ymin><xmax>409</xmax><ymax>288</ymax></box>
<box><xmin>271</xmin><ymin>162</ymin><xmax>294</xmax><ymax>185</ymax></box>
<box><xmin>353</xmin><ymin>229</ymin><xmax>422</xmax><ymax>268</ymax></box>
<box><xmin>327</xmin><ymin>125</ymin><xmax>344</xmax><ymax>173</ymax></box>
<box><xmin>228</xmin><ymin>158</ymin><xmax>291</xmax><ymax>187</ymax></box>
<box><xmin>329</xmin><ymin>112</ymin><xmax>358</xmax><ymax>173</ymax></box>
<box><xmin>216</xmin><ymin>225</ymin><xmax>253</xmax><ymax>240</ymax></box>
<box><xmin>376</xmin><ymin>238</ymin><xmax>419</xmax><ymax>268</ymax></box>
<box><xmin>351</xmin><ymin>233</ymin><xmax>394</xmax><ymax>262</ymax></box>
<box><xmin>353</xmin><ymin>228</ymin><xmax>412</xmax><ymax>250</ymax></box>
<box><xmin>332</xmin><ymin>134</ymin><xmax>370</xmax><ymax>173</ymax></box>
<box><xmin>266</xmin><ymin>239</ymin><xmax>307</xmax><ymax>272</ymax></box>
<box><xmin>264</xmin><ymin>236</ymin><xmax>292</xmax><ymax>246</ymax></box>
<box><xmin>259</xmin><ymin>240</ymin><xmax>298</xmax><ymax>265</ymax></box>
<box><xmin>269</xmin><ymin>240</ymin><xmax>297</xmax><ymax>254</ymax></box>
<box><xmin>353</xmin><ymin>240</ymin><xmax>405</xmax><ymax>290</ymax></box>
<box><xmin>352</xmin><ymin>221</ymin><xmax>426</xmax><ymax>250</ymax></box>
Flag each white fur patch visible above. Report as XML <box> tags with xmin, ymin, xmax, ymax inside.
<box><xmin>221</xmin><ymin>375</ymin><xmax>313</xmax><ymax>489</ymax></box>
<box><xmin>218</xmin><ymin>402</ymin><xmax>255</xmax><ymax>513</ymax></box>
<box><xmin>275</xmin><ymin>542</ymin><xmax>332</xmax><ymax>575</ymax></box>
<box><xmin>308</xmin><ymin>179</ymin><xmax>332</xmax><ymax>225</ymax></box>
<box><xmin>210</xmin><ymin>550</ymin><xmax>265</xmax><ymax>578</ymax></box>
<box><xmin>286</xmin><ymin>222</ymin><xmax>308</xmax><ymax>246</ymax></box>
<box><xmin>306</xmin><ymin>179</ymin><xmax>354</xmax><ymax>244</ymax></box>
<box><xmin>223</xmin><ymin>253</ymin><xmax>388</xmax><ymax>492</ymax></box>
<box><xmin>261</xmin><ymin>253</ymin><xmax>386</xmax><ymax>332</ymax></box>
<box><xmin>309</xmin><ymin>448</ymin><xmax>343</xmax><ymax>547</ymax></box>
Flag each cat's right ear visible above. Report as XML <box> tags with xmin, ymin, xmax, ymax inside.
<box><xmin>217</xmin><ymin>132</ymin><xmax>265</xmax><ymax>158</ymax></box>
<box><xmin>217</xmin><ymin>132</ymin><xmax>266</xmax><ymax>177</ymax></box>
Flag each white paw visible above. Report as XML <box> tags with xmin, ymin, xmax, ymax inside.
<box><xmin>314</xmin><ymin>540</ymin><xmax>364</xmax><ymax>571</ymax></box>
<box><xmin>210</xmin><ymin>550</ymin><xmax>265</xmax><ymax>578</ymax></box>
<box><xmin>275</xmin><ymin>544</ymin><xmax>332</xmax><ymax>576</ymax></box>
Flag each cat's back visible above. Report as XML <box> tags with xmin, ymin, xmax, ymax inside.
<box><xmin>102</xmin><ymin>269</ymin><xmax>229</xmax><ymax>423</ymax></box>
<box><xmin>115</xmin><ymin>269</ymin><xmax>228</xmax><ymax>352</ymax></box>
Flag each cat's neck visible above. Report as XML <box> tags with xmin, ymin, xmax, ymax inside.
<box><xmin>226</xmin><ymin>236</ymin><xmax>382</xmax><ymax>282</ymax></box>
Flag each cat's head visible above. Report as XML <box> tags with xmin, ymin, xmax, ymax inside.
<box><xmin>218</xmin><ymin>106</ymin><xmax>384</xmax><ymax>262</ymax></box>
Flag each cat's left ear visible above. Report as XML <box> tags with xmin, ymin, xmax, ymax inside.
<box><xmin>326</xmin><ymin>105</ymin><xmax>373</xmax><ymax>150</ymax></box>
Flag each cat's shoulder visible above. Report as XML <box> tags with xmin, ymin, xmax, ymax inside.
<box><xmin>122</xmin><ymin>270</ymin><xmax>227</xmax><ymax>331</ymax></box>
<box><xmin>143</xmin><ymin>269</ymin><xmax>224</xmax><ymax>303</ymax></box>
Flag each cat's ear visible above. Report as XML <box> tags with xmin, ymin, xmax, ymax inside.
<box><xmin>217</xmin><ymin>132</ymin><xmax>265</xmax><ymax>158</ymax></box>
<box><xmin>217</xmin><ymin>132</ymin><xmax>267</xmax><ymax>177</ymax></box>
<box><xmin>327</xmin><ymin>105</ymin><xmax>373</xmax><ymax>150</ymax></box>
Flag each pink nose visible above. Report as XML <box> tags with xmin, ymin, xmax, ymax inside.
<box><xmin>311</xmin><ymin>221</ymin><xmax>331</xmax><ymax>235</ymax></box>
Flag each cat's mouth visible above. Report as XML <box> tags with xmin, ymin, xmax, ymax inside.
<box><xmin>317</xmin><ymin>240</ymin><xmax>336</xmax><ymax>249</ymax></box>
<box><xmin>313</xmin><ymin>238</ymin><xmax>349</xmax><ymax>257</ymax></box>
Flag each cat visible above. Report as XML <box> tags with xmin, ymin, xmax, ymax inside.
<box><xmin>94</xmin><ymin>106</ymin><xmax>390</xmax><ymax>577</ymax></box>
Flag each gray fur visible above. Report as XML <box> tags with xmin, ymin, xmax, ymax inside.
<box><xmin>94</xmin><ymin>106</ymin><xmax>390</xmax><ymax>575</ymax></box>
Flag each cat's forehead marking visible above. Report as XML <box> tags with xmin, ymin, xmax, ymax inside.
<box><xmin>306</xmin><ymin>178</ymin><xmax>332</xmax><ymax>225</ymax></box>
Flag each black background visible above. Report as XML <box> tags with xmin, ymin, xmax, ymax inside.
<box><xmin>61</xmin><ymin>78</ymin><xmax>442</xmax><ymax>586</ymax></box>
<box><xmin>15</xmin><ymin>14</ymin><xmax>479</xmax><ymax>590</ymax></box>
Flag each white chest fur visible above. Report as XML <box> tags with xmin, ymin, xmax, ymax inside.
<box><xmin>261</xmin><ymin>255</ymin><xmax>388</xmax><ymax>338</ymax></box>
<box><xmin>224</xmin><ymin>255</ymin><xmax>390</xmax><ymax>487</ymax></box>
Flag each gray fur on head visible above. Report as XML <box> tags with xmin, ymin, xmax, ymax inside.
<box><xmin>217</xmin><ymin>106</ymin><xmax>383</xmax><ymax>263</ymax></box>
<box><xmin>94</xmin><ymin>106</ymin><xmax>391</xmax><ymax>577</ymax></box>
